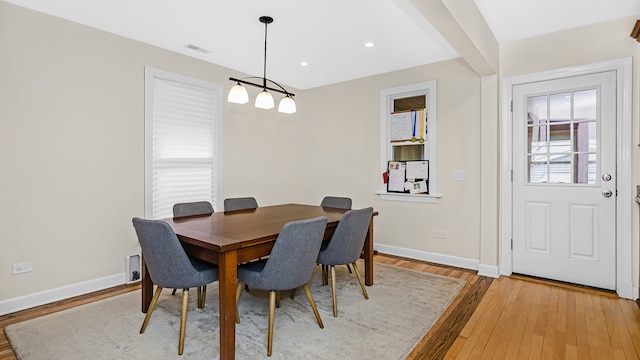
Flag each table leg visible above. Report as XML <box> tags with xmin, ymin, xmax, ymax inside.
<box><xmin>219</xmin><ymin>250</ymin><xmax>238</xmax><ymax>360</ymax></box>
<box><xmin>363</xmin><ymin>217</ymin><xmax>374</xmax><ymax>286</ymax></box>
<box><xmin>141</xmin><ymin>254</ymin><xmax>152</xmax><ymax>312</ymax></box>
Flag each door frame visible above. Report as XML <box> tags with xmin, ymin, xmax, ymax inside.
<box><xmin>500</xmin><ymin>57</ymin><xmax>634</xmax><ymax>299</ymax></box>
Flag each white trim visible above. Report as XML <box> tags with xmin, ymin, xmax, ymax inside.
<box><xmin>376</xmin><ymin>192</ymin><xmax>441</xmax><ymax>203</ymax></box>
<box><xmin>478</xmin><ymin>264</ymin><xmax>500</xmax><ymax>278</ymax></box>
<box><xmin>500</xmin><ymin>58</ymin><xmax>634</xmax><ymax>299</ymax></box>
<box><xmin>0</xmin><ymin>274</ymin><xmax>124</xmax><ymax>316</ymax></box>
<box><xmin>143</xmin><ymin>67</ymin><xmax>224</xmax><ymax>216</ymax></box>
<box><xmin>375</xmin><ymin>243</ymin><xmax>480</xmax><ymax>271</ymax></box>
<box><xmin>378</xmin><ymin>81</ymin><xmax>438</xmax><ymax>201</ymax></box>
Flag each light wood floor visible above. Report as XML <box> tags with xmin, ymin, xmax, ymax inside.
<box><xmin>1</xmin><ymin>254</ymin><xmax>639</xmax><ymax>360</ymax></box>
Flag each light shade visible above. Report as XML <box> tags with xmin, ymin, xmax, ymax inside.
<box><xmin>255</xmin><ymin>90</ymin><xmax>275</xmax><ymax>109</ymax></box>
<box><xmin>228</xmin><ymin>83</ymin><xmax>249</xmax><ymax>104</ymax></box>
<box><xmin>278</xmin><ymin>95</ymin><xmax>297</xmax><ymax>114</ymax></box>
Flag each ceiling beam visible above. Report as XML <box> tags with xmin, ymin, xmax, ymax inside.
<box><xmin>405</xmin><ymin>0</ymin><xmax>499</xmax><ymax>75</ymax></box>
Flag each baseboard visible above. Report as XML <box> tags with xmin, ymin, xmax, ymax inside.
<box><xmin>617</xmin><ymin>281</ymin><xmax>637</xmax><ymax>300</ymax></box>
<box><xmin>0</xmin><ymin>273</ymin><xmax>125</xmax><ymax>316</ymax></box>
<box><xmin>477</xmin><ymin>264</ymin><xmax>500</xmax><ymax>278</ymax></box>
<box><xmin>375</xmin><ymin>244</ymin><xmax>480</xmax><ymax>271</ymax></box>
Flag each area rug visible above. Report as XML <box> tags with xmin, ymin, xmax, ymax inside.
<box><xmin>6</xmin><ymin>263</ymin><xmax>465</xmax><ymax>359</ymax></box>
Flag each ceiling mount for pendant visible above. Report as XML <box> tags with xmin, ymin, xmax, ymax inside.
<box><xmin>227</xmin><ymin>16</ymin><xmax>296</xmax><ymax>114</ymax></box>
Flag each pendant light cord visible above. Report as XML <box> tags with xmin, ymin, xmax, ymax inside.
<box><xmin>262</xmin><ymin>19</ymin><xmax>268</xmax><ymax>89</ymax></box>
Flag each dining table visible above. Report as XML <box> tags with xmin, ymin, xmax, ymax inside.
<box><xmin>140</xmin><ymin>203</ymin><xmax>377</xmax><ymax>360</ymax></box>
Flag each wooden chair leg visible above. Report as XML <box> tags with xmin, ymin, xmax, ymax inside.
<box><xmin>330</xmin><ymin>265</ymin><xmax>338</xmax><ymax>317</ymax></box>
<box><xmin>268</xmin><ymin>291</ymin><xmax>276</xmax><ymax>357</ymax></box>
<box><xmin>179</xmin><ymin>289</ymin><xmax>189</xmax><ymax>355</ymax></box>
<box><xmin>322</xmin><ymin>265</ymin><xmax>329</xmax><ymax>286</ymax></box>
<box><xmin>235</xmin><ymin>281</ymin><xmax>244</xmax><ymax>324</ymax></box>
<box><xmin>276</xmin><ymin>290</ymin><xmax>281</xmax><ymax>308</ymax></box>
<box><xmin>352</xmin><ymin>261</ymin><xmax>369</xmax><ymax>299</ymax></box>
<box><xmin>197</xmin><ymin>286</ymin><xmax>204</xmax><ymax>308</ymax></box>
<box><xmin>346</xmin><ymin>264</ymin><xmax>352</xmax><ymax>273</ymax></box>
<box><xmin>172</xmin><ymin>289</ymin><xmax>177</xmax><ymax>295</ymax></box>
<box><xmin>302</xmin><ymin>283</ymin><xmax>324</xmax><ymax>329</ymax></box>
<box><xmin>140</xmin><ymin>286</ymin><xmax>163</xmax><ymax>334</ymax></box>
<box><xmin>290</xmin><ymin>287</ymin><xmax>297</xmax><ymax>299</ymax></box>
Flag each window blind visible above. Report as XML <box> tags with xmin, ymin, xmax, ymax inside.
<box><xmin>148</xmin><ymin>76</ymin><xmax>218</xmax><ymax>219</ymax></box>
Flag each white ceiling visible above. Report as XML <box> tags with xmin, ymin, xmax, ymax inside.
<box><xmin>4</xmin><ymin>0</ymin><xmax>640</xmax><ymax>90</ymax></box>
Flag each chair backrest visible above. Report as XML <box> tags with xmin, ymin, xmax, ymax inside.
<box><xmin>320</xmin><ymin>196</ymin><xmax>352</xmax><ymax>209</ymax></box>
<box><xmin>173</xmin><ymin>201</ymin><xmax>214</xmax><ymax>217</ymax></box>
<box><xmin>317</xmin><ymin>207</ymin><xmax>373</xmax><ymax>265</ymax></box>
<box><xmin>224</xmin><ymin>197</ymin><xmax>258</xmax><ymax>211</ymax></box>
<box><xmin>132</xmin><ymin>217</ymin><xmax>210</xmax><ymax>289</ymax></box>
<box><xmin>253</xmin><ymin>216</ymin><xmax>328</xmax><ymax>291</ymax></box>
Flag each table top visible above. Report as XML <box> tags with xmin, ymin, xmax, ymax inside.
<box><xmin>163</xmin><ymin>203</ymin><xmax>349</xmax><ymax>253</ymax></box>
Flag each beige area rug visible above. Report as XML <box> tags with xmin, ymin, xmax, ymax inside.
<box><xmin>6</xmin><ymin>263</ymin><xmax>465</xmax><ymax>360</ymax></box>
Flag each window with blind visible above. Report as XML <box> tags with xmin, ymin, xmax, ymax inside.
<box><xmin>144</xmin><ymin>67</ymin><xmax>223</xmax><ymax>219</ymax></box>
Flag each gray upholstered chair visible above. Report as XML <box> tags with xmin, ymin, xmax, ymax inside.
<box><xmin>316</xmin><ymin>207</ymin><xmax>373</xmax><ymax>317</ymax></box>
<box><xmin>171</xmin><ymin>201</ymin><xmax>214</xmax><ymax>295</ymax></box>
<box><xmin>235</xmin><ymin>216</ymin><xmax>327</xmax><ymax>357</ymax></box>
<box><xmin>223</xmin><ymin>197</ymin><xmax>258</xmax><ymax>212</ymax></box>
<box><xmin>173</xmin><ymin>201</ymin><xmax>214</xmax><ymax>217</ymax></box>
<box><xmin>320</xmin><ymin>196</ymin><xmax>352</xmax><ymax>209</ymax></box>
<box><xmin>320</xmin><ymin>196</ymin><xmax>353</xmax><ymax>273</ymax></box>
<box><xmin>132</xmin><ymin>217</ymin><xmax>219</xmax><ymax>355</ymax></box>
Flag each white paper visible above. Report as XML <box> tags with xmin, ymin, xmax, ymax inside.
<box><xmin>406</xmin><ymin>160</ymin><xmax>428</xmax><ymax>180</ymax></box>
<box><xmin>409</xmin><ymin>180</ymin><xmax>428</xmax><ymax>194</ymax></box>
<box><xmin>387</xmin><ymin>162</ymin><xmax>406</xmax><ymax>192</ymax></box>
<box><xmin>389</xmin><ymin>112</ymin><xmax>413</xmax><ymax>141</ymax></box>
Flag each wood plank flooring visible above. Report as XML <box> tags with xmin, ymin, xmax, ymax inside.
<box><xmin>1</xmin><ymin>253</ymin><xmax>639</xmax><ymax>360</ymax></box>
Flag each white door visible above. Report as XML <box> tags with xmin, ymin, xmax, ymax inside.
<box><xmin>512</xmin><ymin>71</ymin><xmax>617</xmax><ymax>290</ymax></box>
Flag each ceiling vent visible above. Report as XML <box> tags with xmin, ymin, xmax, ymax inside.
<box><xmin>183</xmin><ymin>43</ymin><xmax>210</xmax><ymax>54</ymax></box>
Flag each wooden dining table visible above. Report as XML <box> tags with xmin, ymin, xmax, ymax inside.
<box><xmin>140</xmin><ymin>203</ymin><xmax>377</xmax><ymax>360</ymax></box>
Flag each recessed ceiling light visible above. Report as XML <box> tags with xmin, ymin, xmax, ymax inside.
<box><xmin>300</xmin><ymin>61</ymin><xmax>309</xmax><ymax>67</ymax></box>
<box><xmin>364</xmin><ymin>42</ymin><xmax>375</xmax><ymax>48</ymax></box>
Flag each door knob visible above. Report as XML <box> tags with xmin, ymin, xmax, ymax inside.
<box><xmin>602</xmin><ymin>189</ymin><xmax>613</xmax><ymax>197</ymax></box>
<box><xmin>602</xmin><ymin>174</ymin><xmax>612</xmax><ymax>181</ymax></box>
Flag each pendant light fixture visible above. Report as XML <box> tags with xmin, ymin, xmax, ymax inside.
<box><xmin>228</xmin><ymin>16</ymin><xmax>296</xmax><ymax>114</ymax></box>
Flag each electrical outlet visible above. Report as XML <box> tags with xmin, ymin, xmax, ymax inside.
<box><xmin>435</xmin><ymin>230</ymin><xmax>446</xmax><ymax>239</ymax></box>
<box><xmin>12</xmin><ymin>262</ymin><xmax>33</xmax><ymax>275</ymax></box>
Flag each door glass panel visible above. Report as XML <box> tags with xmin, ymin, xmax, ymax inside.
<box><xmin>526</xmin><ymin>88</ymin><xmax>598</xmax><ymax>185</ymax></box>
<box><xmin>549</xmin><ymin>155</ymin><xmax>571</xmax><ymax>183</ymax></box>
<box><xmin>573</xmin><ymin>89</ymin><xmax>597</xmax><ymax>121</ymax></box>
<box><xmin>527</xmin><ymin>95</ymin><xmax>548</xmax><ymax>123</ymax></box>
<box><xmin>549</xmin><ymin>93</ymin><xmax>571</xmax><ymax>121</ymax></box>
<box><xmin>549</xmin><ymin>123</ymin><xmax>571</xmax><ymax>155</ymax></box>
<box><xmin>528</xmin><ymin>124</ymin><xmax>547</xmax><ymax>154</ymax></box>
<box><xmin>528</xmin><ymin>156</ymin><xmax>548</xmax><ymax>183</ymax></box>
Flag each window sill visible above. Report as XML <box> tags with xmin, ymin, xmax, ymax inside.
<box><xmin>376</xmin><ymin>192</ymin><xmax>441</xmax><ymax>203</ymax></box>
